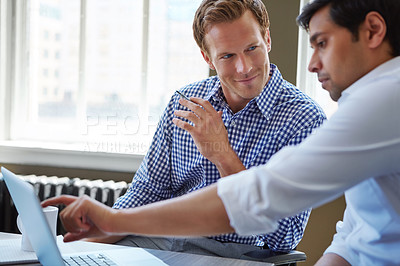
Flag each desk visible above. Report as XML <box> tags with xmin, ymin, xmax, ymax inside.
<box><xmin>0</xmin><ymin>233</ymin><xmax>272</xmax><ymax>266</ymax></box>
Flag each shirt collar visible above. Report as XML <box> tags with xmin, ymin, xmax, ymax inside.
<box><xmin>205</xmin><ymin>77</ymin><xmax>223</xmax><ymax>102</ymax></box>
<box><xmin>254</xmin><ymin>64</ymin><xmax>284</xmax><ymax>118</ymax></box>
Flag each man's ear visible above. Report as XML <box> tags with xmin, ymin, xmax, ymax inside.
<box><xmin>363</xmin><ymin>11</ymin><xmax>387</xmax><ymax>49</ymax></box>
<box><xmin>201</xmin><ymin>50</ymin><xmax>215</xmax><ymax>70</ymax></box>
<box><xmin>265</xmin><ymin>29</ymin><xmax>272</xmax><ymax>53</ymax></box>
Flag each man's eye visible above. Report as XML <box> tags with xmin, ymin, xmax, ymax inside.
<box><xmin>248</xmin><ymin>46</ymin><xmax>256</xmax><ymax>51</ymax></box>
<box><xmin>222</xmin><ymin>54</ymin><xmax>233</xmax><ymax>59</ymax></box>
<box><xmin>317</xmin><ymin>41</ymin><xmax>326</xmax><ymax>48</ymax></box>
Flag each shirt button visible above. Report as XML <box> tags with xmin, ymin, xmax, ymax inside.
<box><xmin>230</xmin><ymin>120</ymin><xmax>236</xmax><ymax>126</ymax></box>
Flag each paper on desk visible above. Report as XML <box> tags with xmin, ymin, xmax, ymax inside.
<box><xmin>0</xmin><ymin>235</ymin><xmax>67</xmax><ymax>264</ymax></box>
<box><xmin>0</xmin><ymin>238</ymin><xmax>38</xmax><ymax>264</ymax></box>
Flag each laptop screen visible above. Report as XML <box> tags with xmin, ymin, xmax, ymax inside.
<box><xmin>2</xmin><ymin>167</ymin><xmax>64</xmax><ymax>265</ymax></box>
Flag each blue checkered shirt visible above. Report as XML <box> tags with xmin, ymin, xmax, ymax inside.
<box><xmin>113</xmin><ymin>64</ymin><xmax>326</xmax><ymax>251</ymax></box>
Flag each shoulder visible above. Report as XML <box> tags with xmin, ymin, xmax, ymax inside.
<box><xmin>162</xmin><ymin>76</ymin><xmax>219</xmax><ymax>114</ymax></box>
<box><xmin>179</xmin><ymin>75</ymin><xmax>219</xmax><ymax>98</ymax></box>
<box><xmin>276</xmin><ymin>81</ymin><xmax>326</xmax><ymax>121</ymax></box>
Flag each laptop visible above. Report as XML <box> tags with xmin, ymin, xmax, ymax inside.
<box><xmin>1</xmin><ymin>167</ymin><xmax>167</xmax><ymax>266</ymax></box>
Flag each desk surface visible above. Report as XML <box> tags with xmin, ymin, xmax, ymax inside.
<box><xmin>0</xmin><ymin>233</ymin><xmax>272</xmax><ymax>266</ymax></box>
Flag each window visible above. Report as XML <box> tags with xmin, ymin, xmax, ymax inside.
<box><xmin>0</xmin><ymin>0</ymin><xmax>207</xmax><ymax>171</ymax></box>
<box><xmin>297</xmin><ymin>0</ymin><xmax>338</xmax><ymax>118</ymax></box>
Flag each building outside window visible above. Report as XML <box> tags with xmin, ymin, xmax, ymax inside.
<box><xmin>1</xmin><ymin>0</ymin><xmax>207</xmax><ymax>163</ymax></box>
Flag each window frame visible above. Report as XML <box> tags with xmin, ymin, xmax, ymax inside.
<box><xmin>296</xmin><ymin>0</ymin><xmax>318</xmax><ymax>99</ymax></box>
<box><xmin>0</xmin><ymin>0</ymin><xmax>152</xmax><ymax>172</ymax></box>
<box><xmin>0</xmin><ymin>0</ymin><xmax>12</xmax><ymax>142</ymax></box>
<box><xmin>1</xmin><ymin>0</ymin><xmax>207</xmax><ymax>172</ymax></box>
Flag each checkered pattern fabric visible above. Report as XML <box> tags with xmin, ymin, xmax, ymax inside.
<box><xmin>113</xmin><ymin>64</ymin><xmax>326</xmax><ymax>251</ymax></box>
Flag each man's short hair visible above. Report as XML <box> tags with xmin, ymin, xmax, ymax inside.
<box><xmin>296</xmin><ymin>0</ymin><xmax>400</xmax><ymax>57</ymax></box>
<box><xmin>193</xmin><ymin>0</ymin><xmax>270</xmax><ymax>56</ymax></box>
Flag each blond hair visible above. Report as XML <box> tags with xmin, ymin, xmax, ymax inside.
<box><xmin>193</xmin><ymin>0</ymin><xmax>270</xmax><ymax>55</ymax></box>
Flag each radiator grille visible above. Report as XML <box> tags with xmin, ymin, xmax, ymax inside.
<box><xmin>0</xmin><ymin>174</ymin><xmax>129</xmax><ymax>235</ymax></box>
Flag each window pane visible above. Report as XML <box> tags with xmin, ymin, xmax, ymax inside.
<box><xmin>12</xmin><ymin>0</ymin><xmax>208</xmax><ymax>154</ymax></box>
<box><xmin>147</xmin><ymin>0</ymin><xmax>207</xmax><ymax>116</ymax></box>
<box><xmin>84</xmin><ymin>0</ymin><xmax>144</xmax><ymax>150</ymax></box>
<box><xmin>29</xmin><ymin>0</ymin><xmax>80</xmax><ymax>125</ymax></box>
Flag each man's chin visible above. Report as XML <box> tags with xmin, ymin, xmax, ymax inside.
<box><xmin>321</xmin><ymin>85</ymin><xmax>337</xmax><ymax>102</ymax></box>
<box><xmin>328</xmin><ymin>91</ymin><xmax>341</xmax><ymax>102</ymax></box>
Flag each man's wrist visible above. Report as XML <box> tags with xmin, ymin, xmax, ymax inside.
<box><xmin>213</xmin><ymin>148</ymin><xmax>246</xmax><ymax>177</ymax></box>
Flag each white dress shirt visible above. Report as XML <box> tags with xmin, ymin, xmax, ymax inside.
<box><xmin>217</xmin><ymin>57</ymin><xmax>400</xmax><ymax>265</ymax></box>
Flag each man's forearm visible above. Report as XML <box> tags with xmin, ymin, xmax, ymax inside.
<box><xmin>112</xmin><ymin>184</ymin><xmax>234</xmax><ymax>236</ymax></box>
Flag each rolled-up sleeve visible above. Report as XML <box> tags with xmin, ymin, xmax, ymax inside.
<box><xmin>217</xmin><ymin>72</ymin><xmax>400</xmax><ymax>235</ymax></box>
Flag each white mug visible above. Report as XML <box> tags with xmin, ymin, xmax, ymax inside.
<box><xmin>16</xmin><ymin>206</ymin><xmax>58</xmax><ymax>252</ymax></box>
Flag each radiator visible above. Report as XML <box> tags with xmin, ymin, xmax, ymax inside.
<box><xmin>0</xmin><ymin>173</ymin><xmax>129</xmax><ymax>235</ymax></box>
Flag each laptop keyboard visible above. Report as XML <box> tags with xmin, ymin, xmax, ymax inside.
<box><xmin>63</xmin><ymin>253</ymin><xmax>117</xmax><ymax>266</ymax></box>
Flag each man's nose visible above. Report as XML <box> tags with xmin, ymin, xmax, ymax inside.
<box><xmin>236</xmin><ymin>55</ymin><xmax>252</xmax><ymax>74</ymax></box>
<box><xmin>308</xmin><ymin>51</ymin><xmax>321</xmax><ymax>73</ymax></box>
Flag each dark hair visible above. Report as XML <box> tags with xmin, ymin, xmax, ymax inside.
<box><xmin>296</xmin><ymin>0</ymin><xmax>400</xmax><ymax>56</ymax></box>
<box><xmin>193</xmin><ymin>0</ymin><xmax>269</xmax><ymax>55</ymax></box>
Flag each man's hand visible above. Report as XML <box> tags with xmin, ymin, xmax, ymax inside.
<box><xmin>41</xmin><ymin>195</ymin><xmax>115</xmax><ymax>242</ymax></box>
<box><xmin>173</xmin><ymin>97</ymin><xmax>231</xmax><ymax>163</ymax></box>
<box><xmin>173</xmin><ymin>97</ymin><xmax>245</xmax><ymax>176</ymax></box>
